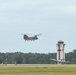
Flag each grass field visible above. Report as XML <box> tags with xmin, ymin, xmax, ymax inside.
<box><xmin>0</xmin><ymin>64</ymin><xmax>76</xmax><ymax>75</ymax></box>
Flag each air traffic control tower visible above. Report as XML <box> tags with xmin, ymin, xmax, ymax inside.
<box><xmin>56</xmin><ymin>41</ymin><xmax>65</xmax><ymax>62</ymax></box>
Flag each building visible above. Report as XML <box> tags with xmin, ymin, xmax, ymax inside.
<box><xmin>56</xmin><ymin>41</ymin><xmax>65</xmax><ymax>62</ymax></box>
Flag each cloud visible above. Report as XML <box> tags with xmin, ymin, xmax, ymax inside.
<box><xmin>64</xmin><ymin>5</ymin><xmax>76</xmax><ymax>14</ymax></box>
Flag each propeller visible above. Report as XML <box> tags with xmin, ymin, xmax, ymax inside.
<box><xmin>20</xmin><ymin>34</ymin><xmax>28</xmax><ymax>35</ymax></box>
<box><xmin>36</xmin><ymin>34</ymin><xmax>42</xmax><ymax>36</ymax></box>
<box><xmin>20</xmin><ymin>33</ymin><xmax>42</xmax><ymax>36</ymax></box>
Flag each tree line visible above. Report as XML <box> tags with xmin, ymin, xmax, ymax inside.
<box><xmin>0</xmin><ymin>49</ymin><xmax>76</xmax><ymax>64</ymax></box>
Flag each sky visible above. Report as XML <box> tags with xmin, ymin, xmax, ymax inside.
<box><xmin>0</xmin><ymin>0</ymin><xmax>76</xmax><ymax>53</ymax></box>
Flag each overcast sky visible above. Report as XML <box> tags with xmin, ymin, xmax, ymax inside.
<box><xmin>0</xmin><ymin>0</ymin><xmax>76</xmax><ymax>53</ymax></box>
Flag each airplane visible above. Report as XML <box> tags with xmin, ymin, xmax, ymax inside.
<box><xmin>50</xmin><ymin>58</ymin><xmax>71</xmax><ymax>64</ymax></box>
<box><xmin>22</xmin><ymin>34</ymin><xmax>42</xmax><ymax>41</ymax></box>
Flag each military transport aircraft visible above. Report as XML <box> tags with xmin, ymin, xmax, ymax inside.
<box><xmin>22</xmin><ymin>34</ymin><xmax>42</xmax><ymax>41</ymax></box>
<box><xmin>50</xmin><ymin>58</ymin><xmax>71</xmax><ymax>64</ymax></box>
